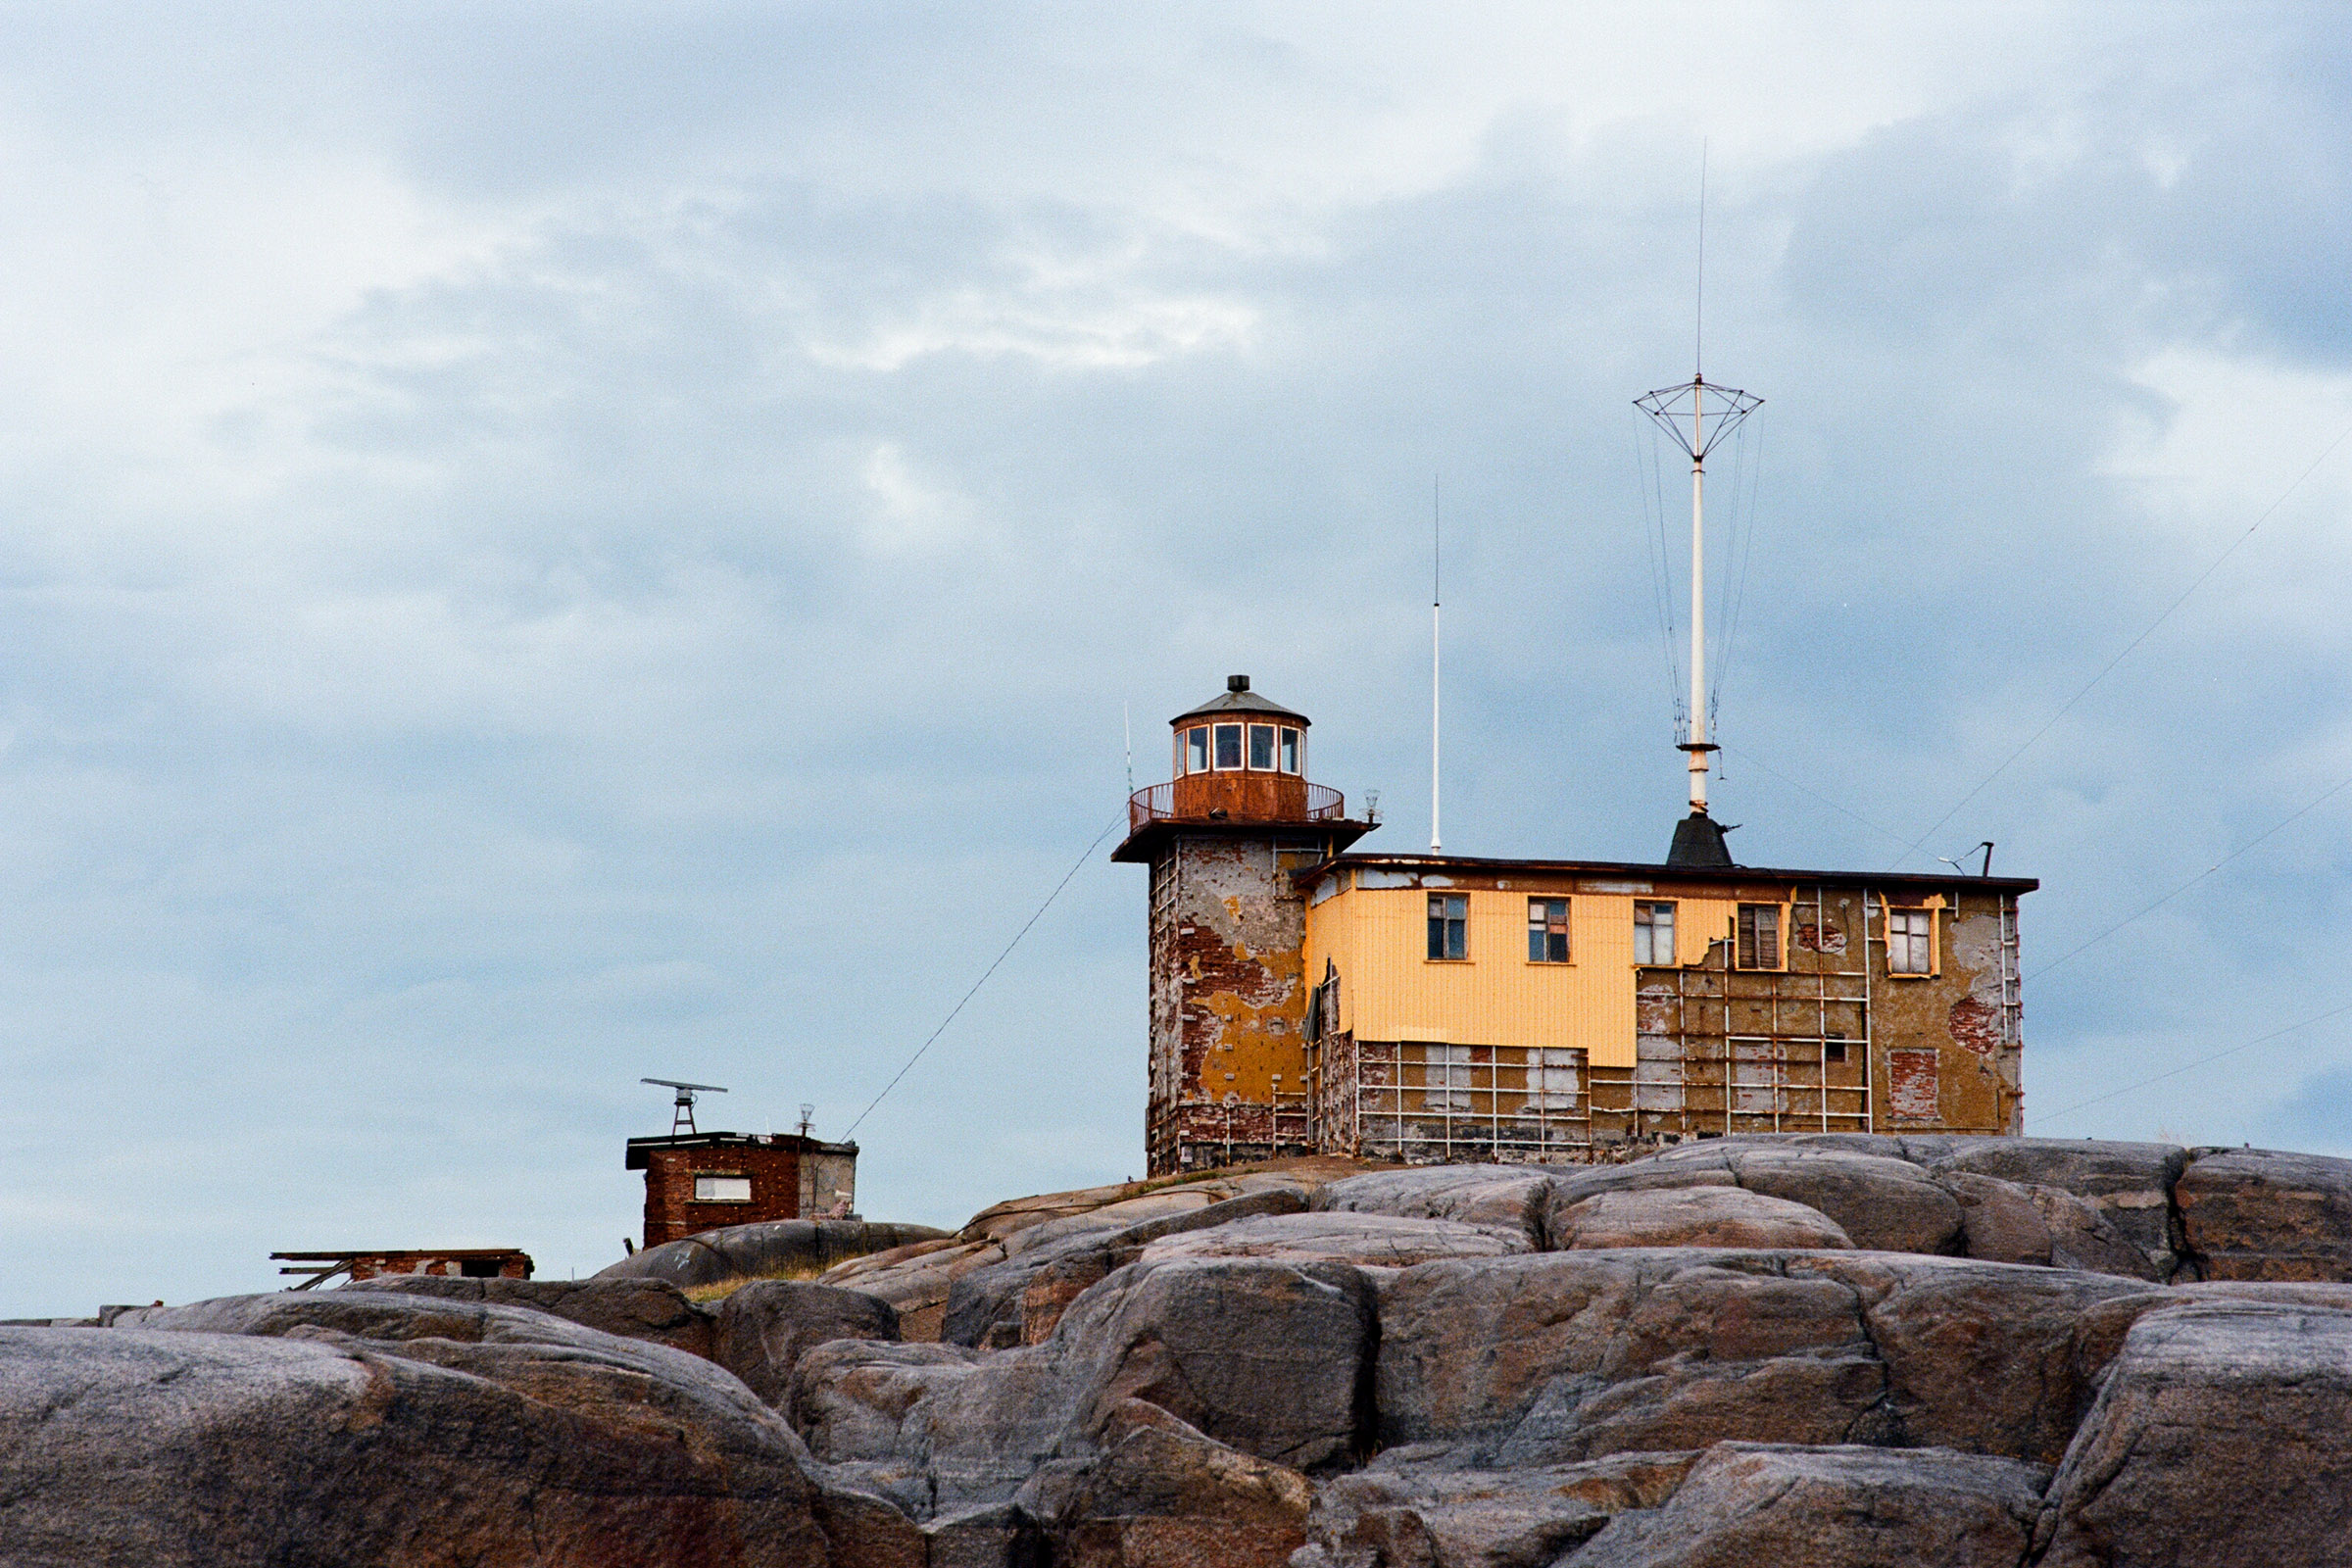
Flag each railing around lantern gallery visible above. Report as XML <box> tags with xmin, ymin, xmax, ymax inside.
<box><xmin>1127</xmin><ymin>779</ymin><xmax>1346</xmax><ymax>833</ymax></box>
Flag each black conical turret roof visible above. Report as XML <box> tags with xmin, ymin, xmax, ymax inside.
<box><xmin>1666</xmin><ymin>811</ymin><xmax>1737</xmax><ymax>868</ymax></box>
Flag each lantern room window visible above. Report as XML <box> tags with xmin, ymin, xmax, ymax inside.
<box><xmin>1249</xmin><ymin>724</ymin><xmax>1276</xmax><ymax>769</ymax></box>
<box><xmin>1280</xmin><ymin>728</ymin><xmax>1300</xmax><ymax>773</ymax></box>
<box><xmin>1183</xmin><ymin>726</ymin><xmax>1208</xmax><ymax>774</ymax></box>
<box><xmin>1214</xmin><ymin>724</ymin><xmax>1244</xmax><ymax>769</ymax></box>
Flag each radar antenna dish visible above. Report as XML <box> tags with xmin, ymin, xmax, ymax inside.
<box><xmin>641</xmin><ymin>1077</ymin><xmax>728</xmax><ymax>1136</ymax></box>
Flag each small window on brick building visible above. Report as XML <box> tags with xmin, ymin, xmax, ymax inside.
<box><xmin>694</xmin><ymin>1174</ymin><xmax>753</xmax><ymax>1202</ymax></box>
<box><xmin>1427</xmin><ymin>894</ymin><xmax>1468</xmax><ymax>960</ymax></box>
<box><xmin>1528</xmin><ymin>898</ymin><xmax>1570</xmax><ymax>962</ymax></box>
<box><xmin>1824</xmin><ymin>1038</ymin><xmax>1848</xmax><ymax>1063</ymax></box>
<box><xmin>1888</xmin><ymin>907</ymin><xmax>1935</xmax><ymax>975</ymax></box>
<box><xmin>1634</xmin><ymin>902</ymin><xmax>1677</xmax><ymax>965</ymax></box>
<box><xmin>1736</xmin><ymin>904</ymin><xmax>1782</xmax><ymax>970</ymax></box>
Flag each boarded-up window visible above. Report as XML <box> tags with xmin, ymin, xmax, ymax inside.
<box><xmin>1732</xmin><ymin>1040</ymin><xmax>1789</xmax><ymax>1114</ymax></box>
<box><xmin>1526</xmin><ymin>1047</ymin><xmax>1580</xmax><ymax>1109</ymax></box>
<box><xmin>1426</xmin><ymin>1044</ymin><xmax>1474</xmax><ymax>1108</ymax></box>
<box><xmin>1888</xmin><ymin>907</ymin><xmax>1934</xmax><ymax>974</ymax></box>
<box><xmin>1634</xmin><ymin>1032</ymin><xmax>1684</xmax><ymax>1111</ymax></box>
<box><xmin>1887</xmin><ymin>1049</ymin><xmax>1939</xmax><ymax>1121</ymax></box>
<box><xmin>1736</xmin><ymin>904</ymin><xmax>1782</xmax><ymax>970</ymax></box>
<box><xmin>693</xmin><ymin>1174</ymin><xmax>753</xmax><ymax>1202</ymax></box>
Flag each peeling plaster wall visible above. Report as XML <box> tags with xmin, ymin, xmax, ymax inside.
<box><xmin>1145</xmin><ymin>833</ymin><xmax>1317</xmax><ymax>1173</ymax></box>
<box><xmin>1877</xmin><ymin>895</ymin><xmax>2025</xmax><ymax>1135</ymax></box>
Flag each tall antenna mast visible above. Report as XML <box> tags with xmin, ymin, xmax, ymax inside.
<box><xmin>1636</xmin><ymin>150</ymin><xmax>1759</xmax><ymax>840</ymax></box>
<box><xmin>1430</xmin><ymin>474</ymin><xmax>1442</xmax><ymax>854</ymax></box>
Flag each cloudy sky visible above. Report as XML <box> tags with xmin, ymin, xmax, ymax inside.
<box><xmin>3</xmin><ymin>3</ymin><xmax>2349</xmax><ymax>1313</ymax></box>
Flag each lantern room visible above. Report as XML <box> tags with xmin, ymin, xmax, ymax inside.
<box><xmin>1160</xmin><ymin>675</ymin><xmax>1321</xmax><ymax>823</ymax></box>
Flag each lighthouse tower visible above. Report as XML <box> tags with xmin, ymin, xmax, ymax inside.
<box><xmin>1111</xmin><ymin>675</ymin><xmax>1374</xmax><ymax>1174</ymax></box>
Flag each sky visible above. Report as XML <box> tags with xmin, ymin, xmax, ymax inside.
<box><xmin>4</xmin><ymin>3</ymin><xmax>2351</xmax><ymax>1314</ymax></box>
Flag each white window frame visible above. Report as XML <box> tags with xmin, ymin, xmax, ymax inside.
<box><xmin>1213</xmin><ymin>723</ymin><xmax>1244</xmax><ymax>770</ymax></box>
<box><xmin>692</xmin><ymin>1174</ymin><xmax>754</xmax><ymax>1203</ymax></box>
<box><xmin>1248</xmin><ymin>723</ymin><xmax>1277</xmax><ymax>770</ymax></box>
<box><xmin>1279</xmin><ymin>727</ymin><xmax>1301</xmax><ymax>774</ymax></box>
<box><xmin>1887</xmin><ymin>906</ymin><xmax>1936</xmax><ymax>976</ymax></box>
<box><xmin>1634</xmin><ymin>902</ymin><xmax>1677</xmax><ymax>966</ymax></box>
<box><xmin>1184</xmin><ymin>726</ymin><xmax>1208</xmax><ymax>774</ymax></box>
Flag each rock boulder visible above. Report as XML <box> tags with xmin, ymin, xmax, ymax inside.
<box><xmin>0</xmin><ymin>1324</ymin><xmax>828</xmax><ymax>1567</ymax></box>
<box><xmin>1548</xmin><ymin>1186</ymin><xmax>1854</xmax><ymax>1251</ymax></box>
<box><xmin>596</xmin><ymin>1219</ymin><xmax>949</xmax><ymax>1290</ymax></box>
<box><xmin>2037</xmin><ymin>1299</ymin><xmax>2352</xmax><ymax>1566</ymax></box>
<box><xmin>1567</xmin><ymin>1443</ymin><xmax>2049</xmax><ymax>1568</ymax></box>
<box><xmin>712</xmin><ymin>1279</ymin><xmax>899</xmax><ymax>1416</ymax></box>
<box><xmin>2175</xmin><ymin>1147</ymin><xmax>2352</xmax><ymax>1281</ymax></box>
<box><xmin>346</xmin><ymin>1273</ymin><xmax>717</xmax><ymax>1355</ymax></box>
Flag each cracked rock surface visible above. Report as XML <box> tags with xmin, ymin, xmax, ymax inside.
<box><xmin>11</xmin><ymin>1135</ymin><xmax>2352</xmax><ymax>1565</ymax></box>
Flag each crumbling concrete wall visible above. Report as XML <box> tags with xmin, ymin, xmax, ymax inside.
<box><xmin>1146</xmin><ymin>834</ymin><xmax>1318</xmax><ymax>1173</ymax></box>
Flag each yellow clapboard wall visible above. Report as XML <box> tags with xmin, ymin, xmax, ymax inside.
<box><xmin>1304</xmin><ymin>880</ymin><xmax>1741</xmax><ymax>1070</ymax></box>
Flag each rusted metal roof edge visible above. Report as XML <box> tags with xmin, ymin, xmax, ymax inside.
<box><xmin>1109</xmin><ymin>815</ymin><xmax>1379</xmax><ymax>863</ymax></box>
<box><xmin>1294</xmin><ymin>851</ymin><xmax>2038</xmax><ymax>894</ymax></box>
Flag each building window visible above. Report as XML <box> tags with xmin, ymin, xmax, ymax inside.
<box><xmin>1213</xmin><ymin>723</ymin><xmax>1244</xmax><ymax>769</ymax></box>
<box><xmin>1184</xmin><ymin>726</ymin><xmax>1208</xmax><ymax>774</ymax></box>
<box><xmin>1528</xmin><ymin>898</ymin><xmax>1570</xmax><ymax>962</ymax></box>
<box><xmin>1633</xmin><ymin>902</ymin><xmax>1677</xmax><ymax>965</ymax></box>
<box><xmin>1736</xmin><ymin>904</ymin><xmax>1782</xmax><ymax>970</ymax></box>
<box><xmin>1427</xmin><ymin>894</ymin><xmax>1468</xmax><ymax>959</ymax></box>
<box><xmin>693</xmin><ymin>1174</ymin><xmax>753</xmax><ymax>1202</ymax></box>
<box><xmin>1249</xmin><ymin>723</ymin><xmax>1276</xmax><ymax>770</ymax></box>
<box><xmin>1824</xmin><ymin>1040</ymin><xmax>1848</xmax><ymax>1063</ymax></box>
<box><xmin>1280</xmin><ymin>727</ymin><xmax>1301</xmax><ymax>773</ymax></box>
<box><xmin>1888</xmin><ymin>907</ymin><xmax>1934</xmax><ymax>974</ymax></box>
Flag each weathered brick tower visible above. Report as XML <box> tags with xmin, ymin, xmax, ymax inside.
<box><xmin>1111</xmin><ymin>676</ymin><xmax>1373</xmax><ymax>1174</ymax></box>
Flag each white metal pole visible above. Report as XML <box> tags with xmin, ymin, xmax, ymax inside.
<box><xmin>1432</xmin><ymin>477</ymin><xmax>1443</xmax><ymax>853</ymax></box>
<box><xmin>1688</xmin><ymin>381</ymin><xmax>1708</xmax><ymax>813</ymax></box>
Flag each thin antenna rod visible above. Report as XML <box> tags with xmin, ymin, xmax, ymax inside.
<box><xmin>1122</xmin><ymin>701</ymin><xmax>1133</xmax><ymax>795</ymax></box>
<box><xmin>1688</xmin><ymin>382</ymin><xmax>1707</xmax><ymax>813</ymax></box>
<box><xmin>1431</xmin><ymin>474</ymin><xmax>1442</xmax><ymax>854</ymax></box>
<box><xmin>1689</xmin><ymin>142</ymin><xmax>1711</xmax><ymax>814</ymax></box>
<box><xmin>1633</xmin><ymin>148</ymin><xmax>1757</xmax><ymax>829</ymax></box>
<box><xmin>1694</xmin><ymin>139</ymin><xmax>1707</xmax><ymax>378</ymax></box>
